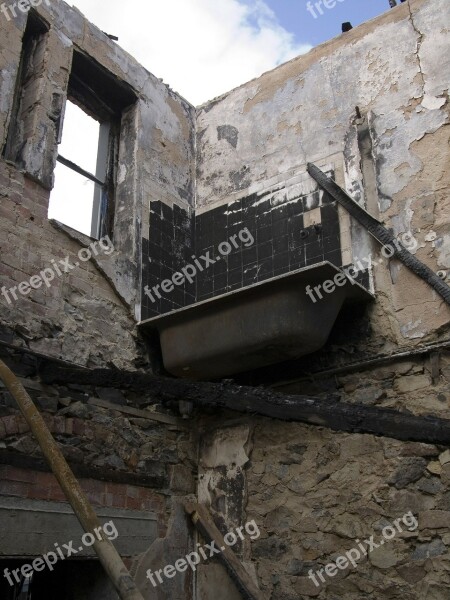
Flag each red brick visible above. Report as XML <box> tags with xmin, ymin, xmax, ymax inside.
<box><xmin>125</xmin><ymin>496</ymin><xmax>144</xmax><ymax>510</ymax></box>
<box><xmin>86</xmin><ymin>491</ymin><xmax>104</xmax><ymax>506</ymax></box>
<box><xmin>111</xmin><ymin>495</ymin><xmax>126</xmax><ymax>509</ymax></box>
<box><xmin>42</xmin><ymin>414</ymin><xmax>54</xmax><ymax>430</ymax></box>
<box><xmin>48</xmin><ymin>486</ymin><xmax>67</xmax><ymax>502</ymax></box>
<box><xmin>104</xmin><ymin>493</ymin><xmax>114</xmax><ymax>507</ymax></box>
<box><xmin>126</xmin><ymin>485</ymin><xmax>139</xmax><ymax>499</ymax></box>
<box><xmin>84</xmin><ymin>425</ymin><xmax>94</xmax><ymax>440</ymax></box>
<box><xmin>3</xmin><ymin>466</ymin><xmax>36</xmax><ymax>484</ymax></box>
<box><xmin>28</xmin><ymin>484</ymin><xmax>50</xmax><ymax>500</ymax></box>
<box><xmin>106</xmin><ymin>482</ymin><xmax>127</xmax><ymax>496</ymax></box>
<box><xmin>53</xmin><ymin>416</ymin><xmax>65</xmax><ymax>434</ymax></box>
<box><xmin>2</xmin><ymin>416</ymin><xmax>18</xmax><ymax>435</ymax></box>
<box><xmin>0</xmin><ymin>480</ymin><xmax>29</xmax><ymax>497</ymax></box>
<box><xmin>72</xmin><ymin>419</ymin><xmax>85</xmax><ymax>436</ymax></box>
<box><xmin>36</xmin><ymin>471</ymin><xmax>57</xmax><ymax>487</ymax></box>
<box><xmin>16</xmin><ymin>416</ymin><xmax>30</xmax><ymax>434</ymax></box>
<box><xmin>81</xmin><ymin>479</ymin><xmax>106</xmax><ymax>494</ymax></box>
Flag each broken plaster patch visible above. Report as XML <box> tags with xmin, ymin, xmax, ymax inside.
<box><xmin>200</xmin><ymin>425</ymin><xmax>250</xmax><ymax>469</ymax></box>
<box><xmin>421</xmin><ymin>95</ymin><xmax>446</xmax><ymax>111</ymax></box>
<box><xmin>436</xmin><ymin>234</ymin><xmax>450</xmax><ymax>268</ymax></box>
<box><xmin>400</xmin><ymin>319</ymin><xmax>425</xmax><ymax>339</ymax></box>
<box><xmin>424</xmin><ymin>230</ymin><xmax>437</xmax><ymax>242</ymax></box>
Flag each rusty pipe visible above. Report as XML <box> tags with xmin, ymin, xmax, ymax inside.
<box><xmin>0</xmin><ymin>358</ymin><xmax>145</xmax><ymax>600</ymax></box>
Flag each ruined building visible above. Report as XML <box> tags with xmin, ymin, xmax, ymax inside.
<box><xmin>0</xmin><ymin>0</ymin><xmax>449</xmax><ymax>598</ymax></box>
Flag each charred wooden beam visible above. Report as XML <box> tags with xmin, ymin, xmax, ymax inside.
<box><xmin>307</xmin><ymin>162</ymin><xmax>450</xmax><ymax>306</ymax></box>
<box><xmin>39</xmin><ymin>363</ymin><xmax>450</xmax><ymax>445</ymax></box>
<box><xmin>0</xmin><ymin>451</ymin><xmax>168</xmax><ymax>490</ymax></box>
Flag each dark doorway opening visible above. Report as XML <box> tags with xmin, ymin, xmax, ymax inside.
<box><xmin>0</xmin><ymin>560</ymin><xmax>118</xmax><ymax>599</ymax></box>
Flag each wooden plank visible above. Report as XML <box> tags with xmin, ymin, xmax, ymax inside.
<box><xmin>87</xmin><ymin>397</ymin><xmax>187</xmax><ymax>428</ymax></box>
<box><xmin>0</xmin><ymin>451</ymin><xmax>168</xmax><ymax>489</ymax></box>
<box><xmin>184</xmin><ymin>502</ymin><xmax>265</xmax><ymax>600</ymax></box>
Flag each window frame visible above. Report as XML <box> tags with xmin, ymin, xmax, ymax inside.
<box><xmin>52</xmin><ymin>49</ymin><xmax>137</xmax><ymax>239</ymax></box>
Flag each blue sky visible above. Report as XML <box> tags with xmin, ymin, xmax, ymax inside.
<box><xmin>264</xmin><ymin>0</ymin><xmax>393</xmax><ymax>47</ymax></box>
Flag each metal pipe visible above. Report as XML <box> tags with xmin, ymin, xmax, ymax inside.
<box><xmin>271</xmin><ymin>340</ymin><xmax>450</xmax><ymax>388</ymax></box>
<box><xmin>0</xmin><ymin>358</ymin><xmax>145</xmax><ymax>600</ymax></box>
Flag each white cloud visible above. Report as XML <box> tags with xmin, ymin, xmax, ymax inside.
<box><xmin>70</xmin><ymin>0</ymin><xmax>311</xmax><ymax>106</ymax></box>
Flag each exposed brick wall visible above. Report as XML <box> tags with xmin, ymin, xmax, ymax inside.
<box><xmin>0</xmin><ymin>162</ymin><xmax>146</xmax><ymax>369</ymax></box>
<box><xmin>0</xmin><ymin>465</ymin><xmax>164</xmax><ymax>514</ymax></box>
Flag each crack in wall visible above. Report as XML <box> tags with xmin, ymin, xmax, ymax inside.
<box><xmin>406</xmin><ymin>0</ymin><xmax>426</xmax><ymax>91</ymax></box>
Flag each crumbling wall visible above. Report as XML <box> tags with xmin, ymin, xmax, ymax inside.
<box><xmin>196</xmin><ymin>0</ymin><xmax>450</xmax><ymax>357</ymax></box>
<box><xmin>0</xmin><ymin>0</ymin><xmax>196</xmax><ymax>368</ymax></box>
<box><xmin>197</xmin><ymin>351</ymin><xmax>450</xmax><ymax>599</ymax></box>
<box><xmin>0</xmin><ymin>348</ymin><xmax>197</xmax><ymax>598</ymax></box>
<box><xmin>194</xmin><ymin>2</ymin><xmax>450</xmax><ymax>598</ymax></box>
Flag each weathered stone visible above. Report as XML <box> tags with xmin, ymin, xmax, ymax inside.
<box><xmin>417</xmin><ymin>477</ymin><xmax>444</xmax><ymax>495</ymax></box>
<box><xmin>419</xmin><ymin>510</ymin><xmax>450</xmax><ymax>530</ymax></box>
<box><xmin>436</xmin><ymin>492</ymin><xmax>450</xmax><ymax>511</ymax></box>
<box><xmin>351</xmin><ymin>387</ymin><xmax>386</xmax><ymax>405</ymax></box>
<box><xmin>388</xmin><ymin>458</ymin><xmax>427</xmax><ymax>489</ymax></box>
<box><xmin>265</xmin><ymin>506</ymin><xmax>294</xmax><ymax>533</ymax></box>
<box><xmin>442</xmin><ymin>464</ymin><xmax>450</xmax><ymax>486</ymax></box>
<box><xmin>427</xmin><ymin>461</ymin><xmax>443</xmax><ymax>476</ymax></box>
<box><xmin>369</xmin><ymin>545</ymin><xmax>401</xmax><ymax>569</ymax></box>
<box><xmin>286</xmin><ymin>476</ymin><xmax>305</xmax><ymax>494</ymax></box>
<box><xmin>59</xmin><ymin>401</ymin><xmax>91</xmax><ymax>419</ymax></box>
<box><xmin>96</xmin><ymin>387</ymin><xmax>127</xmax><ymax>406</ymax></box>
<box><xmin>394</xmin><ymin>375</ymin><xmax>431</xmax><ymax>394</ymax></box>
<box><xmin>326</xmin><ymin>514</ymin><xmax>366</xmax><ymax>539</ymax></box>
<box><xmin>35</xmin><ymin>396</ymin><xmax>58</xmax><ymax>412</ymax></box>
<box><xmin>253</xmin><ymin>536</ymin><xmax>288</xmax><ymax>559</ymax></box>
<box><xmin>411</xmin><ymin>539</ymin><xmax>447</xmax><ymax>560</ymax></box>
<box><xmin>286</xmin><ymin>559</ymin><xmax>317</xmax><ymax>576</ymax></box>
<box><xmin>396</xmin><ymin>564</ymin><xmax>427</xmax><ymax>584</ymax></box>
<box><xmin>400</xmin><ymin>443</ymin><xmax>439</xmax><ymax>458</ymax></box>
<box><xmin>251</xmin><ymin>462</ymin><xmax>265</xmax><ymax>475</ymax></box>
<box><xmin>340</xmin><ymin>435</ymin><xmax>381</xmax><ymax>458</ymax></box>
<box><xmin>137</xmin><ymin>459</ymin><xmax>167</xmax><ymax>479</ymax></box>
<box><xmin>293</xmin><ymin>576</ymin><xmax>321</xmax><ymax>597</ymax></box>
<box><xmin>439</xmin><ymin>450</ymin><xmax>450</xmax><ymax>465</ymax></box>
<box><xmin>169</xmin><ymin>464</ymin><xmax>195</xmax><ymax>494</ymax></box>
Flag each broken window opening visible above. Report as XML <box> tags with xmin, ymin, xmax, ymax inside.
<box><xmin>49</xmin><ymin>99</ymin><xmax>110</xmax><ymax>239</ymax></box>
<box><xmin>48</xmin><ymin>50</ymin><xmax>137</xmax><ymax>239</ymax></box>
<box><xmin>2</xmin><ymin>10</ymin><xmax>49</xmax><ymax>165</ymax></box>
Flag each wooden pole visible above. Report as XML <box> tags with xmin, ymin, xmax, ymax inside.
<box><xmin>0</xmin><ymin>358</ymin><xmax>145</xmax><ymax>600</ymax></box>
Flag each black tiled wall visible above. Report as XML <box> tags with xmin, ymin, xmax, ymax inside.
<box><xmin>141</xmin><ymin>179</ymin><xmax>346</xmax><ymax>321</ymax></box>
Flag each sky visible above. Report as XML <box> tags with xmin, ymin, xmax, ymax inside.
<box><xmin>49</xmin><ymin>0</ymin><xmax>394</xmax><ymax>235</ymax></box>
<box><xmin>69</xmin><ymin>0</ymin><xmax>392</xmax><ymax>107</ymax></box>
